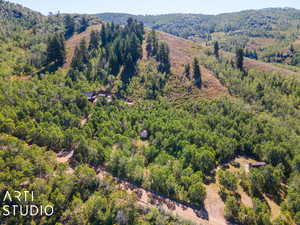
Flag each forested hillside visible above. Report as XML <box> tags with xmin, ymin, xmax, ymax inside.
<box><xmin>0</xmin><ymin>1</ymin><xmax>300</xmax><ymax>225</ymax></box>
<box><xmin>0</xmin><ymin>0</ymin><xmax>100</xmax><ymax>78</ymax></box>
<box><xmin>97</xmin><ymin>8</ymin><xmax>300</xmax><ymax>65</ymax></box>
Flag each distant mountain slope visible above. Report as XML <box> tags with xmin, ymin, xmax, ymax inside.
<box><xmin>97</xmin><ymin>8</ymin><xmax>300</xmax><ymax>67</ymax></box>
<box><xmin>96</xmin><ymin>8</ymin><xmax>300</xmax><ymax>39</ymax></box>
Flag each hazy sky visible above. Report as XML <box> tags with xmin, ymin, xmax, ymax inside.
<box><xmin>8</xmin><ymin>0</ymin><xmax>300</xmax><ymax>15</ymax></box>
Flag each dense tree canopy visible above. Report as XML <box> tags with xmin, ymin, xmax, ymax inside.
<box><xmin>1</xmin><ymin>1</ymin><xmax>300</xmax><ymax>224</ymax></box>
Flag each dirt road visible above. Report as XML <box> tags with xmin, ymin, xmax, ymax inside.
<box><xmin>56</xmin><ymin>151</ymin><xmax>229</xmax><ymax>225</ymax></box>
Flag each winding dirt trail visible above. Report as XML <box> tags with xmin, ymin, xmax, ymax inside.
<box><xmin>56</xmin><ymin>150</ymin><xmax>230</xmax><ymax>225</ymax></box>
<box><xmin>204</xmin><ymin>182</ymin><xmax>227</xmax><ymax>225</ymax></box>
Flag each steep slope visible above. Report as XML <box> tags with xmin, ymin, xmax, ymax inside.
<box><xmin>155</xmin><ymin>31</ymin><xmax>229</xmax><ymax>101</ymax></box>
<box><xmin>221</xmin><ymin>50</ymin><xmax>300</xmax><ymax>77</ymax></box>
<box><xmin>63</xmin><ymin>24</ymin><xmax>102</xmax><ymax>70</ymax></box>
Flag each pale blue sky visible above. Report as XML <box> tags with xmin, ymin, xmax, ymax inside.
<box><xmin>8</xmin><ymin>0</ymin><xmax>300</xmax><ymax>15</ymax></box>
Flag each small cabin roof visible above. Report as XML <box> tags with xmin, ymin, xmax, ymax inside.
<box><xmin>140</xmin><ymin>130</ymin><xmax>149</xmax><ymax>139</ymax></box>
<box><xmin>249</xmin><ymin>162</ymin><xmax>266</xmax><ymax>167</ymax></box>
<box><xmin>82</xmin><ymin>92</ymin><xmax>95</xmax><ymax>98</ymax></box>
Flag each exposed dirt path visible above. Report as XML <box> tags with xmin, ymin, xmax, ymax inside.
<box><xmin>56</xmin><ymin>151</ymin><xmax>215</xmax><ymax>225</ymax></box>
<box><xmin>264</xmin><ymin>194</ymin><xmax>282</xmax><ymax>220</ymax></box>
<box><xmin>204</xmin><ymin>182</ymin><xmax>227</xmax><ymax>225</ymax></box>
<box><xmin>10</xmin><ymin>75</ymin><xmax>31</xmax><ymax>81</ymax></box>
<box><xmin>238</xmin><ymin>186</ymin><xmax>253</xmax><ymax>208</ymax></box>
<box><xmin>97</xmin><ymin>167</ymin><xmax>211</xmax><ymax>225</ymax></box>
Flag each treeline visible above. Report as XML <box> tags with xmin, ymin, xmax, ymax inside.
<box><xmin>68</xmin><ymin>18</ymin><xmax>145</xmax><ymax>93</ymax></box>
<box><xmin>146</xmin><ymin>30</ymin><xmax>171</xmax><ymax>74</ymax></box>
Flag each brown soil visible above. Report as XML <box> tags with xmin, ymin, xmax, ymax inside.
<box><xmin>293</xmin><ymin>35</ymin><xmax>300</xmax><ymax>47</ymax></box>
<box><xmin>221</xmin><ymin>50</ymin><xmax>299</xmax><ymax>76</ymax></box>
<box><xmin>10</xmin><ymin>75</ymin><xmax>31</xmax><ymax>81</ymax></box>
<box><xmin>56</xmin><ymin>150</ymin><xmax>74</xmax><ymax>164</ymax></box>
<box><xmin>264</xmin><ymin>194</ymin><xmax>281</xmax><ymax>220</ymax></box>
<box><xmin>238</xmin><ymin>186</ymin><xmax>253</xmax><ymax>208</ymax></box>
<box><xmin>156</xmin><ymin>31</ymin><xmax>229</xmax><ymax>101</ymax></box>
<box><xmin>204</xmin><ymin>182</ymin><xmax>227</xmax><ymax>225</ymax></box>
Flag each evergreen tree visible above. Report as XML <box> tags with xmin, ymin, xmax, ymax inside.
<box><xmin>193</xmin><ymin>58</ymin><xmax>202</xmax><ymax>88</ymax></box>
<box><xmin>89</xmin><ymin>30</ymin><xmax>100</xmax><ymax>51</ymax></box>
<box><xmin>157</xmin><ymin>43</ymin><xmax>171</xmax><ymax>74</ymax></box>
<box><xmin>289</xmin><ymin>44</ymin><xmax>295</xmax><ymax>56</ymax></box>
<box><xmin>108</xmin><ymin>53</ymin><xmax>120</xmax><ymax>75</ymax></box>
<box><xmin>70</xmin><ymin>39</ymin><xmax>89</xmax><ymax>72</ymax></box>
<box><xmin>79</xmin><ymin>17</ymin><xmax>89</xmax><ymax>33</ymax></box>
<box><xmin>146</xmin><ymin>30</ymin><xmax>158</xmax><ymax>58</ymax></box>
<box><xmin>100</xmin><ymin>24</ymin><xmax>107</xmax><ymax>47</ymax></box>
<box><xmin>184</xmin><ymin>64</ymin><xmax>191</xmax><ymax>80</ymax></box>
<box><xmin>236</xmin><ymin>48</ymin><xmax>244</xmax><ymax>71</ymax></box>
<box><xmin>46</xmin><ymin>33</ymin><xmax>66</xmax><ymax>66</ymax></box>
<box><xmin>121</xmin><ymin>53</ymin><xmax>135</xmax><ymax>85</ymax></box>
<box><xmin>152</xmin><ymin>33</ymin><xmax>159</xmax><ymax>57</ymax></box>
<box><xmin>214</xmin><ymin>41</ymin><xmax>219</xmax><ymax>59</ymax></box>
<box><xmin>64</xmin><ymin>15</ymin><xmax>75</xmax><ymax>39</ymax></box>
<box><xmin>79</xmin><ymin>39</ymin><xmax>89</xmax><ymax>65</ymax></box>
<box><xmin>253</xmin><ymin>50</ymin><xmax>258</xmax><ymax>60</ymax></box>
<box><xmin>146</xmin><ymin>33</ymin><xmax>153</xmax><ymax>58</ymax></box>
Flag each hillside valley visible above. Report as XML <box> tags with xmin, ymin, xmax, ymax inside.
<box><xmin>0</xmin><ymin>1</ymin><xmax>300</xmax><ymax>225</ymax></box>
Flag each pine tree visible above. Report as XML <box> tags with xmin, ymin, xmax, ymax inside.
<box><xmin>193</xmin><ymin>58</ymin><xmax>202</xmax><ymax>88</ymax></box>
<box><xmin>100</xmin><ymin>24</ymin><xmax>107</xmax><ymax>47</ymax></box>
<box><xmin>184</xmin><ymin>64</ymin><xmax>191</xmax><ymax>80</ymax></box>
<box><xmin>64</xmin><ymin>15</ymin><xmax>75</xmax><ymax>39</ymax></box>
<box><xmin>253</xmin><ymin>50</ymin><xmax>258</xmax><ymax>60</ymax></box>
<box><xmin>146</xmin><ymin>33</ymin><xmax>153</xmax><ymax>58</ymax></box>
<box><xmin>46</xmin><ymin>33</ymin><xmax>66</xmax><ymax>66</ymax></box>
<box><xmin>122</xmin><ymin>53</ymin><xmax>135</xmax><ymax>85</ymax></box>
<box><xmin>89</xmin><ymin>30</ymin><xmax>100</xmax><ymax>51</ymax></box>
<box><xmin>146</xmin><ymin>30</ymin><xmax>158</xmax><ymax>58</ymax></box>
<box><xmin>214</xmin><ymin>41</ymin><xmax>219</xmax><ymax>59</ymax></box>
<box><xmin>157</xmin><ymin>43</ymin><xmax>171</xmax><ymax>74</ymax></box>
<box><xmin>235</xmin><ymin>48</ymin><xmax>244</xmax><ymax>71</ymax></box>
<box><xmin>289</xmin><ymin>44</ymin><xmax>295</xmax><ymax>55</ymax></box>
<box><xmin>70</xmin><ymin>39</ymin><xmax>89</xmax><ymax>72</ymax></box>
<box><xmin>79</xmin><ymin>39</ymin><xmax>89</xmax><ymax>65</ymax></box>
<box><xmin>79</xmin><ymin>17</ymin><xmax>89</xmax><ymax>33</ymax></box>
<box><xmin>70</xmin><ymin>46</ymin><xmax>83</xmax><ymax>71</ymax></box>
